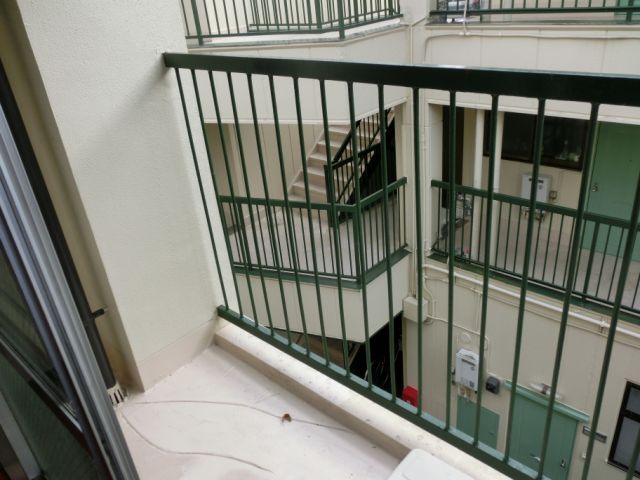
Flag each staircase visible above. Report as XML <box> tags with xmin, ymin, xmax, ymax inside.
<box><xmin>288</xmin><ymin>109</ymin><xmax>394</xmax><ymax>204</ymax></box>
<box><xmin>288</xmin><ymin>125</ymin><xmax>351</xmax><ymax>203</ymax></box>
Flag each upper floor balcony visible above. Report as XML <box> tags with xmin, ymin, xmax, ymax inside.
<box><xmin>180</xmin><ymin>0</ymin><xmax>402</xmax><ymax>46</ymax></box>
<box><xmin>428</xmin><ymin>0</ymin><xmax>640</xmax><ymax>24</ymax></box>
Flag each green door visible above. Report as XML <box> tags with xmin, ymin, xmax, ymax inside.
<box><xmin>585</xmin><ymin>123</ymin><xmax>640</xmax><ymax>261</ymax></box>
<box><xmin>456</xmin><ymin>396</ymin><xmax>499</xmax><ymax>449</ymax></box>
<box><xmin>509</xmin><ymin>393</ymin><xmax>578</xmax><ymax>480</ymax></box>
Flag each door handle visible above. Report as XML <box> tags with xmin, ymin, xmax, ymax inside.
<box><xmin>560</xmin><ymin>459</ymin><xmax>567</xmax><ymax>469</ymax></box>
<box><xmin>591</xmin><ymin>183</ymin><xmax>599</xmax><ymax>192</ymax></box>
<box><xmin>529</xmin><ymin>453</ymin><xmax>541</xmax><ymax>462</ymax></box>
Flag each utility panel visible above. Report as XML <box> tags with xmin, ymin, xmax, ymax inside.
<box><xmin>455</xmin><ymin>349</ymin><xmax>479</xmax><ymax>391</ymax></box>
<box><xmin>520</xmin><ymin>174</ymin><xmax>552</xmax><ymax>203</ymax></box>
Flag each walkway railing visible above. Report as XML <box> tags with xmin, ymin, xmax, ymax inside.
<box><xmin>181</xmin><ymin>0</ymin><xmax>401</xmax><ymax>44</ymax></box>
<box><xmin>219</xmin><ymin>179</ymin><xmax>406</xmax><ymax>286</ymax></box>
<box><xmin>165</xmin><ymin>51</ymin><xmax>640</xmax><ymax>479</ymax></box>
<box><xmin>431</xmin><ymin>181</ymin><xmax>640</xmax><ymax>317</ymax></box>
<box><xmin>429</xmin><ymin>0</ymin><xmax>640</xmax><ymax>22</ymax></box>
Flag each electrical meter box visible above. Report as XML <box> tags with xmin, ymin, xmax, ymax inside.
<box><xmin>455</xmin><ymin>349</ymin><xmax>480</xmax><ymax>391</ymax></box>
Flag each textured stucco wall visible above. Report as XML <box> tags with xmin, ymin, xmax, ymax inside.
<box><xmin>12</xmin><ymin>0</ymin><xmax>231</xmax><ymax>389</ymax></box>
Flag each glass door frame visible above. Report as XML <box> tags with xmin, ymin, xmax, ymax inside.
<box><xmin>0</xmin><ymin>65</ymin><xmax>137</xmax><ymax>479</ymax></box>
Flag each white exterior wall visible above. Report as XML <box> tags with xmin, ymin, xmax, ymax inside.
<box><xmin>415</xmin><ymin>25</ymin><xmax>640</xmax><ymax>123</ymax></box>
<box><xmin>194</xmin><ymin>27</ymin><xmax>412</xmax><ymax>123</ymax></box>
<box><xmin>238</xmin><ymin>256</ymin><xmax>410</xmax><ymax>342</ymax></box>
<box><xmin>404</xmin><ymin>260</ymin><xmax>640</xmax><ymax>480</ymax></box>
<box><xmin>7</xmin><ymin>0</ymin><xmax>233</xmax><ymax>390</ymax></box>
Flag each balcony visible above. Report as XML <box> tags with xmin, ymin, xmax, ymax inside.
<box><xmin>163</xmin><ymin>50</ymin><xmax>640</xmax><ymax>480</ymax></box>
<box><xmin>180</xmin><ymin>0</ymin><xmax>402</xmax><ymax>45</ymax></box>
<box><xmin>428</xmin><ymin>0</ymin><xmax>640</xmax><ymax>23</ymax></box>
<box><xmin>431</xmin><ymin>181</ymin><xmax>640</xmax><ymax>318</ymax></box>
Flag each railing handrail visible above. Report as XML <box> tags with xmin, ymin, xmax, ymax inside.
<box><xmin>219</xmin><ymin>176</ymin><xmax>406</xmax><ymax>209</ymax></box>
<box><xmin>431</xmin><ymin>179</ymin><xmax>637</xmax><ymax>230</ymax></box>
<box><xmin>164</xmin><ymin>53</ymin><xmax>640</xmax><ymax>107</ymax></box>
<box><xmin>430</xmin><ymin>0</ymin><xmax>640</xmax><ymax>17</ymax></box>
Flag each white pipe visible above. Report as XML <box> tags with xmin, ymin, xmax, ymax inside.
<box><xmin>423</xmin><ymin>262</ymin><xmax>640</xmax><ymax>341</ymax></box>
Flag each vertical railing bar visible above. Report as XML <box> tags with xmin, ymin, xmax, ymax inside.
<box><xmin>240</xmin><ymin>0</ymin><xmax>250</xmax><ymax>33</ymax></box>
<box><xmin>207</xmin><ymin>71</ymin><xmax>257</xmax><ymax>319</ymax></box>
<box><xmin>532</xmin><ymin>214</ymin><xmax>543</xmax><ymax>278</ymax></box>
<box><xmin>460</xmin><ymin>193</ymin><xmax>466</xmax><ymax>258</ymax></box>
<box><xmin>477</xmin><ymin>194</ymin><xmax>485</xmax><ymax>262</ymax></box>
<box><xmin>469</xmin><ymin>192</ymin><xmax>475</xmax><ymax>260</ymax></box>
<box><xmin>190</xmin><ymin>69</ymin><xmax>249</xmax><ymax>314</ymax></box>
<box><xmin>504</xmin><ymin>204</ymin><xmax>512</xmax><ymax>270</ymax></box>
<box><xmin>552</xmin><ymin>214</ymin><xmax>565</xmax><ymax>284</ymax></box>
<box><xmin>437</xmin><ymin>186</ymin><xmax>442</xmax><ymax>251</ymax></box>
<box><xmin>378</xmin><ymin>85</ymin><xmax>397</xmax><ymax>401</ymax></box>
<box><xmin>542</xmin><ymin>212</ymin><xmax>554</xmax><ymax>281</ymax></box>
<box><xmin>281</xmin><ymin>206</ymin><xmax>293</xmax><ymax>269</ymax></box>
<box><xmin>271</xmin><ymin>203</ymin><xmax>287</xmax><ymax>270</ymax></box>
<box><xmin>181</xmin><ymin>0</ymin><xmax>191</xmax><ymax>36</ymax></box>
<box><xmin>226</xmin><ymin>72</ymin><xmax>274</xmax><ymax>328</ymax></box>
<box><xmin>445</xmin><ymin>91</ymin><xmax>457</xmax><ymax>430</ymax></box>
<box><xmin>349</xmin><ymin>81</ymin><xmax>373</xmax><ymax>387</ymax></box>
<box><xmin>202</xmin><ymin>0</ymin><xmax>213</xmax><ymax>35</ymax></box>
<box><xmin>538</xmin><ymin>103</ymin><xmax>600</xmax><ymax>478</ymax></box>
<box><xmin>255</xmin><ymin>206</ymin><xmax>270</xmax><ymax>268</ymax></box>
<box><xmin>495</xmin><ymin>201</ymin><xmax>503</xmax><ymax>266</ymax></box>
<box><xmin>299</xmin><ymin>207</ymin><xmax>310</xmax><ymax>269</ymax></box>
<box><xmin>473</xmin><ymin>95</ymin><xmax>499</xmax><ymax>447</ymax></box>
<box><xmin>413</xmin><ymin>87</ymin><xmax>424</xmax><ymax>415</ymax></box>
<box><xmin>210</xmin><ymin>0</ymin><xmax>222</xmax><ymax>35</ymax></box>
<box><xmin>230</xmin><ymin>0</ymin><xmax>241</xmax><ymax>33</ymax></box>
<box><xmin>221</xmin><ymin>0</ymin><xmax>231</xmax><ymax>38</ymax></box>
<box><xmin>190</xmin><ymin>0</ymin><xmax>205</xmax><ymax>45</ymax></box>
<box><xmin>346</xmin><ymin>214</ymin><xmax>354</xmax><ymax>275</ymax></box>
<box><xmin>512</xmin><ymin>205</ymin><xmax>522</xmax><ymax>273</ymax></box>
<box><xmin>582</xmin><ymin>221</ymin><xmax>600</xmax><ymax>295</ymax></box>
<box><xmin>175</xmin><ymin>68</ymin><xmax>229</xmax><ymax>311</ymax></box>
<box><xmin>227</xmin><ymin>204</ymin><xmax>243</xmax><ymax>264</ymax></box>
<box><xmin>607</xmin><ymin>228</ymin><xmax>626</xmax><ymax>301</ymax></box>
<box><xmin>318</xmin><ymin>209</ymin><xmax>327</xmax><ymax>273</ymax></box>
<box><xmin>595</xmin><ymin>224</ymin><xmax>612</xmax><ymax>298</ymax></box>
<box><xmin>267</xmin><ymin>75</ymin><xmax>309</xmax><ymax>346</ymax></box>
<box><xmin>562</xmin><ymin>217</ymin><xmax>581</xmax><ymax>287</ymax></box>
<box><xmin>247</xmin><ymin>74</ymin><xmax>292</xmax><ymax>335</ymax></box>
<box><xmin>503</xmin><ymin>98</ymin><xmax>546</xmax><ymax>464</ymax></box>
<box><xmin>294</xmin><ymin>77</ymin><xmax>329</xmax><ymax>361</ymax></box>
<box><xmin>572</xmin><ymin>221</ymin><xmax>588</xmax><ymax>291</ymax></box>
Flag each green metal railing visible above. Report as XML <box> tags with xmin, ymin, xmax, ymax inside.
<box><xmin>430</xmin><ymin>0</ymin><xmax>640</xmax><ymax>22</ymax></box>
<box><xmin>181</xmin><ymin>0</ymin><xmax>401</xmax><ymax>44</ymax></box>
<box><xmin>431</xmin><ymin>181</ymin><xmax>640</xmax><ymax>318</ymax></box>
<box><xmin>219</xmin><ymin>179</ymin><xmax>406</xmax><ymax>285</ymax></box>
<box><xmin>165</xmin><ymin>51</ymin><xmax>640</xmax><ymax>479</ymax></box>
<box><xmin>326</xmin><ymin>109</ymin><xmax>394</xmax><ymax>207</ymax></box>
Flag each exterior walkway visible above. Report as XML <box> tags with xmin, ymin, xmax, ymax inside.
<box><xmin>118</xmin><ymin>342</ymin><xmax>398</xmax><ymax>479</ymax></box>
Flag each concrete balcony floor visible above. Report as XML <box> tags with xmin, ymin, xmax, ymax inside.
<box><xmin>117</xmin><ymin>340</ymin><xmax>398</xmax><ymax>479</ymax></box>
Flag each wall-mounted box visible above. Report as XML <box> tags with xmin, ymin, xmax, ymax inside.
<box><xmin>455</xmin><ymin>349</ymin><xmax>479</xmax><ymax>391</ymax></box>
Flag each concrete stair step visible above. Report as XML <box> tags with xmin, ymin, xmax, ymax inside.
<box><xmin>291</xmin><ymin>181</ymin><xmax>326</xmax><ymax>203</ymax></box>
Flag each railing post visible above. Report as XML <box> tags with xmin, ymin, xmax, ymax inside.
<box><xmin>190</xmin><ymin>0</ymin><xmax>204</xmax><ymax>45</ymax></box>
<box><xmin>314</xmin><ymin>0</ymin><xmax>323</xmax><ymax>28</ymax></box>
<box><xmin>337</xmin><ymin>0</ymin><xmax>346</xmax><ymax>39</ymax></box>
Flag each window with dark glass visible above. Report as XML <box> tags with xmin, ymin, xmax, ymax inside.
<box><xmin>483</xmin><ymin>111</ymin><xmax>589</xmax><ymax>171</ymax></box>
<box><xmin>609</xmin><ymin>382</ymin><xmax>640</xmax><ymax>476</ymax></box>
